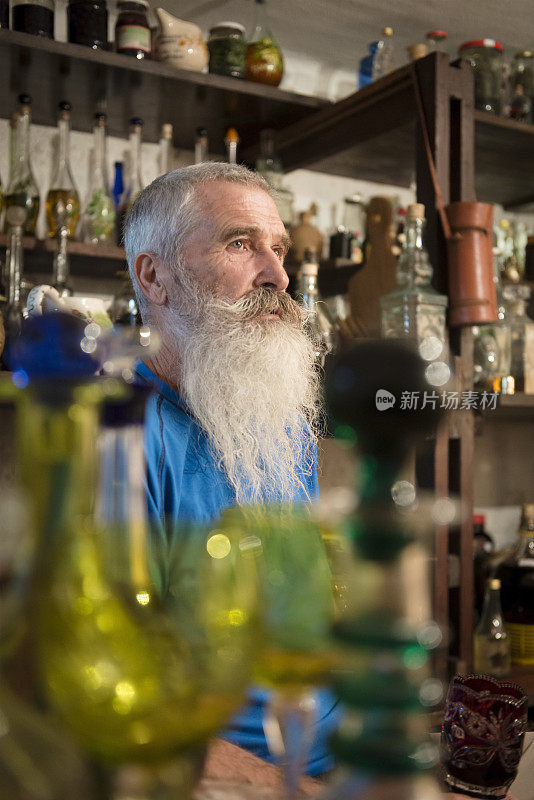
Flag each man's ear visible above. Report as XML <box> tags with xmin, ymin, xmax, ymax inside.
<box><xmin>133</xmin><ymin>252</ymin><xmax>168</xmax><ymax>306</ymax></box>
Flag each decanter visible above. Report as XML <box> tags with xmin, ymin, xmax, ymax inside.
<box><xmin>45</xmin><ymin>101</ymin><xmax>80</xmax><ymax>240</ymax></box>
<box><xmin>5</xmin><ymin>94</ymin><xmax>40</xmax><ymax>236</ymax></box>
<box><xmin>82</xmin><ymin>112</ymin><xmax>115</xmax><ymax>245</ymax></box>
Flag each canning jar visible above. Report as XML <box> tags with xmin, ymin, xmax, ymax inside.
<box><xmin>68</xmin><ymin>0</ymin><xmax>107</xmax><ymax>48</ymax></box>
<box><xmin>208</xmin><ymin>22</ymin><xmax>246</xmax><ymax>79</ymax></box>
<box><xmin>115</xmin><ymin>0</ymin><xmax>151</xmax><ymax>59</ymax></box>
<box><xmin>459</xmin><ymin>39</ymin><xmax>504</xmax><ymax>114</ymax></box>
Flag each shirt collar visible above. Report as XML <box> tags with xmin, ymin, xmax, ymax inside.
<box><xmin>134</xmin><ymin>360</ymin><xmax>190</xmax><ymax>415</ymax></box>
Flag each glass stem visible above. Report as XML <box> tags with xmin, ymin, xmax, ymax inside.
<box><xmin>264</xmin><ymin>689</ymin><xmax>317</xmax><ymax>800</ymax></box>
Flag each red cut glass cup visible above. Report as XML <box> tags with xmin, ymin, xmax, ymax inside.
<box><xmin>441</xmin><ymin>674</ymin><xmax>528</xmax><ymax>799</ymax></box>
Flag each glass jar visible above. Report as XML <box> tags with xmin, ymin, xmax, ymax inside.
<box><xmin>459</xmin><ymin>39</ymin><xmax>504</xmax><ymax>114</ymax></box>
<box><xmin>68</xmin><ymin>0</ymin><xmax>107</xmax><ymax>49</ymax></box>
<box><xmin>115</xmin><ymin>0</ymin><xmax>151</xmax><ymax>59</ymax></box>
<box><xmin>12</xmin><ymin>0</ymin><xmax>55</xmax><ymax>38</ymax></box>
<box><xmin>208</xmin><ymin>22</ymin><xmax>246</xmax><ymax>79</ymax></box>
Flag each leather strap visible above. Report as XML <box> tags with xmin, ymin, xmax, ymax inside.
<box><xmin>411</xmin><ymin>63</ymin><xmax>455</xmax><ymax>241</ymax></box>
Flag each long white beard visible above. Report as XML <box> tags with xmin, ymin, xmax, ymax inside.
<box><xmin>165</xmin><ymin>279</ymin><xmax>321</xmax><ymax>504</ymax></box>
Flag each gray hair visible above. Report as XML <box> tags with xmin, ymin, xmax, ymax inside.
<box><xmin>123</xmin><ymin>162</ymin><xmax>273</xmax><ymax>322</ymax></box>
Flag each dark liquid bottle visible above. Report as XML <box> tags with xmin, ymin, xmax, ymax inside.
<box><xmin>0</xmin><ymin>0</ymin><xmax>9</xmax><ymax>28</ymax></box>
<box><xmin>12</xmin><ymin>0</ymin><xmax>54</xmax><ymax>37</ymax></box>
<box><xmin>498</xmin><ymin>503</ymin><xmax>534</xmax><ymax>666</ymax></box>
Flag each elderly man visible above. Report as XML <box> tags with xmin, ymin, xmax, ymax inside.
<box><xmin>124</xmin><ymin>163</ymin><xmax>339</xmax><ymax>780</ymax></box>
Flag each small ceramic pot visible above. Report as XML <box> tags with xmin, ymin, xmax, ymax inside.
<box><xmin>154</xmin><ymin>8</ymin><xmax>208</xmax><ymax>72</ymax></box>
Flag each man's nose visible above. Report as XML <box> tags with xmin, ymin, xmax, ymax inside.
<box><xmin>253</xmin><ymin>247</ymin><xmax>289</xmax><ymax>291</ymax></box>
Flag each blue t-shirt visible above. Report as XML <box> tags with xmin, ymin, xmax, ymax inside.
<box><xmin>135</xmin><ymin>361</ymin><xmax>341</xmax><ymax>776</ymax></box>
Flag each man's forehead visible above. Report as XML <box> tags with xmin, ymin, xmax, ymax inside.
<box><xmin>195</xmin><ymin>181</ymin><xmax>285</xmax><ymax>234</ymax></box>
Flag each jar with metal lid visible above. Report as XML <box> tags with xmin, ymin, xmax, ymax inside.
<box><xmin>115</xmin><ymin>0</ymin><xmax>151</xmax><ymax>59</ymax></box>
<box><xmin>458</xmin><ymin>39</ymin><xmax>504</xmax><ymax>114</ymax></box>
<box><xmin>208</xmin><ymin>22</ymin><xmax>246</xmax><ymax>79</ymax></box>
<box><xmin>68</xmin><ymin>0</ymin><xmax>108</xmax><ymax>49</ymax></box>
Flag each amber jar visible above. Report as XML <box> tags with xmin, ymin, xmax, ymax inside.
<box><xmin>68</xmin><ymin>0</ymin><xmax>108</xmax><ymax>49</ymax></box>
<box><xmin>115</xmin><ymin>0</ymin><xmax>151</xmax><ymax>59</ymax></box>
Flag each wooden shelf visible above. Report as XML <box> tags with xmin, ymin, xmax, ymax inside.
<box><xmin>247</xmin><ymin>53</ymin><xmax>534</xmax><ymax>208</ymax></box>
<box><xmin>0</xmin><ymin>233</ymin><xmax>126</xmax><ymax>277</ymax></box>
<box><xmin>0</xmin><ymin>29</ymin><xmax>327</xmax><ymax>152</ymax></box>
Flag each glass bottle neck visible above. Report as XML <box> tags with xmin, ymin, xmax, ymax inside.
<box><xmin>195</xmin><ymin>136</ymin><xmax>208</xmax><ymax>164</ymax></box>
<box><xmin>159</xmin><ymin>137</ymin><xmax>171</xmax><ymax>175</ymax></box>
<box><xmin>128</xmin><ymin>130</ymin><xmax>143</xmax><ymax>195</ymax></box>
<box><xmin>6</xmin><ymin>225</ymin><xmax>23</xmax><ymax>306</ymax></box>
<box><xmin>52</xmin><ymin>117</ymin><xmax>75</xmax><ymax>188</ymax></box>
<box><xmin>478</xmin><ymin>585</ymin><xmax>505</xmax><ymax>627</ymax></box>
<box><xmin>298</xmin><ymin>272</ymin><xmax>319</xmax><ymax>309</ymax></box>
<box><xmin>396</xmin><ymin>216</ymin><xmax>434</xmax><ymax>288</ymax></box>
<box><xmin>92</xmin><ymin>123</ymin><xmax>108</xmax><ymax>189</ymax></box>
<box><xmin>250</xmin><ymin>0</ymin><xmax>272</xmax><ymax>42</ymax></box>
<box><xmin>226</xmin><ymin>140</ymin><xmax>237</xmax><ymax>164</ymax></box>
<box><xmin>15</xmin><ymin>111</ymin><xmax>31</xmax><ymax>180</ymax></box>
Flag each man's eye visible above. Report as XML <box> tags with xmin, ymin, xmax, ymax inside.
<box><xmin>230</xmin><ymin>240</ymin><xmax>244</xmax><ymax>250</ymax></box>
<box><xmin>273</xmin><ymin>247</ymin><xmax>284</xmax><ymax>259</ymax></box>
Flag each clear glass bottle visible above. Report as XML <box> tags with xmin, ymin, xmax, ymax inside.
<box><xmin>372</xmin><ymin>27</ymin><xmax>394</xmax><ymax>81</ymax></box>
<box><xmin>255</xmin><ymin>129</ymin><xmax>294</xmax><ymax>226</ymax></box>
<box><xmin>502</xmin><ymin>283</ymin><xmax>533</xmax><ymax>393</ymax></box>
<box><xmin>380</xmin><ymin>204</ymin><xmax>449</xmax><ymax>368</ymax></box>
<box><xmin>159</xmin><ymin>123</ymin><xmax>173</xmax><ymax>175</ymax></box>
<box><xmin>296</xmin><ymin>249</ymin><xmax>336</xmax><ymax>367</ymax></box>
<box><xmin>498</xmin><ymin>504</ymin><xmax>534</xmax><ymax>666</ymax></box>
<box><xmin>225</xmin><ymin>127</ymin><xmax>239</xmax><ymax>164</ymax></box>
<box><xmin>45</xmin><ymin>101</ymin><xmax>80</xmax><ymax>240</ymax></box>
<box><xmin>117</xmin><ymin>117</ymin><xmax>144</xmax><ymax>247</ymax></box>
<box><xmin>194</xmin><ymin>127</ymin><xmax>209</xmax><ymax>164</ymax></box>
<box><xmin>2</xmin><ymin>205</ymin><xmax>27</xmax><ymax>343</ymax></box>
<box><xmin>5</xmin><ymin>94</ymin><xmax>40</xmax><ymax>237</ymax></box>
<box><xmin>473</xmin><ymin>578</ymin><xmax>511</xmax><ymax>678</ymax></box>
<box><xmin>82</xmin><ymin>112</ymin><xmax>115</xmax><ymax>245</ymax></box>
<box><xmin>246</xmin><ymin>0</ymin><xmax>283</xmax><ymax>87</ymax></box>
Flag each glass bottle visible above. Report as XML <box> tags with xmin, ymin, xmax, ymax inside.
<box><xmin>473</xmin><ymin>578</ymin><xmax>511</xmax><ymax>678</ymax></box>
<box><xmin>246</xmin><ymin>0</ymin><xmax>283</xmax><ymax>87</ymax></box>
<box><xmin>502</xmin><ymin>283</ymin><xmax>533</xmax><ymax>393</ymax></box>
<box><xmin>511</xmin><ymin>50</ymin><xmax>533</xmax><ymax>120</ymax></box>
<box><xmin>12</xmin><ymin>0</ymin><xmax>55</xmax><ymax>38</ymax></box>
<box><xmin>225</xmin><ymin>127</ymin><xmax>239</xmax><ymax>164</ymax></box>
<box><xmin>112</xmin><ymin>161</ymin><xmax>124</xmax><ymax>217</ymax></box>
<box><xmin>45</xmin><ymin>101</ymin><xmax>81</xmax><ymax>240</ymax></box>
<box><xmin>425</xmin><ymin>30</ymin><xmax>448</xmax><ymax>54</ymax></box>
<box><xmin>2</xmin><ymin>205</ymin><xmax>27</xmax><ymax>346</ymax></box>
<box><xmin>498</xmin><ymin>504</ymin><xmax>534</xmax><ymax>666</ymax></box>
<box><xmin>358</xmin><ymin>42</ymin><xmax>379</xmax><ymax>89</ymax></box>
<box><xmin>5</xmin><ymin>94</ymin><xmax>40</xmax><ymax>237</ymax></box>
<box><xmin>82</xmin><ymin>112</ymin><xmax>115</xmax><ymax>245</ymax></box>
<box><xmin>194</xmin><ymin>127</ymin><xmax>209</xmax><ymax>164</ymax></box>
<box><xmin>509</xmin><ymin>84</ymin><xmax>532</xmax><ymax>122</ymax></box>
<box><xmin>296</xmin><ymin>249</ymin><xmax>336</xmax><ymax>367</ymax></box>
<box><xmin>159</xmin><ymin>123</ymin><xmax>173</xmax><ymax>175</ymax></box>
<box><xmin>255</xmin><ymin>129</ymin><xmax>294</xmax><ymax>227</ymax></box>
<box><xmin>117</xmin><ymin>117</ymin><xmax>144</xmax><ymax>247</ymax></box>
<box><xmin>473</xmin><ymin>514</ymin><xmax>494</xmax><ymax>620</ymax></box>
<box><xmin>372</xmin><ymin>27</ymin><xmax>394</xmax><ymax>81</ymax></box>
<box><xmin>380</xmin><ymin>204</ymin><xmax>449</xmax><ymax>372</ymax></box>
<box><xmin>67</xmin><ymin>0</ymin><xmax>108</xmax><ymax>49</ymax></box>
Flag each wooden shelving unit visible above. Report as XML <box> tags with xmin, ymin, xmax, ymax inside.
<box><xmin>1</xmin><ymin>37</ymin><xmax>533</xmax><ymax>684</ymax></box>
<box><xmin>0</xmin><ymin>28</ymin><xmax>326</xmax><ymax>153</ymax></box>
